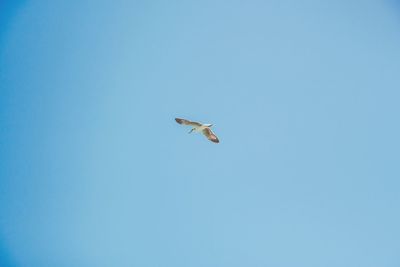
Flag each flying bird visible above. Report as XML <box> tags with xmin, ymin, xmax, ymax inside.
<box><xmin>175</xmin><ymin>118</ymin><xmax>220</xmax><ymax>143</ymax></box>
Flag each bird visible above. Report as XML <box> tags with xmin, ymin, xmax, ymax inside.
<box><xmin>175</xmin><ymin>118</ymin><xmax>219</xmax><ymax>143</ymax></box>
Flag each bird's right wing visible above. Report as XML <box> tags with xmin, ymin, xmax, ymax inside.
<box><xmin>202</xmin><ymin>128</ymin><xmax>220</xmax><ymax>143</ymax></box>
<box><xmin>175</xmin><ymin>118</ymin><xmax>202</xmax><ymax>127</ymax></box>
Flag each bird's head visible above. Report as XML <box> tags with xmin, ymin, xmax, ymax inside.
<box><xmin>205</xmin><ymin>123</ymin><xmax>213</xmax><ymax>127</ymax></box>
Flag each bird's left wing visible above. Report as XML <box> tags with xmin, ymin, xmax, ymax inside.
<box><xmin>175</xmin><ymin>118</ymin><xmax>202</xmax><ymax>127</ymax></box>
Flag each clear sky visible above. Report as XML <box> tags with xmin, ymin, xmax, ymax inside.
<box><xmin>1</xmin><ymin>0</ymin><xmax>400</xmax><ymax>266</ymax></box>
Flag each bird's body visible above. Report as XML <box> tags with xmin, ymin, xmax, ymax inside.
<box><xmin>175</xmin><ymin>118</ymin><xmax>219</xmax><ymax>143</ymax></box>
<box><xmin>191</xmin><ymin>123</ymin><xmax>212</xmax><ymax>132</ymax></box>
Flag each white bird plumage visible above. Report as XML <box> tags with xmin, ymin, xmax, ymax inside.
<box><xmin>175</xmin><ymin>118</ymin><xmax>220</xmax><ymax>143</ymax></box>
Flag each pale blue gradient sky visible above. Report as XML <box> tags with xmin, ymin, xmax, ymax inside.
<box><xmin>1</xmin><ymin>1</ymin><xmax>400</xmax><ymax>266</ymax></box>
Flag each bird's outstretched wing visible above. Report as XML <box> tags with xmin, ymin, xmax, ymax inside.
<box><xmin>202</xmin><ymin>128</ymin><xmax>219</xmax><ymax>143</ymax></box>
<box><xmin>175</xmin><ymin>118</ymin><xmax>202</xmax><ymax>127</ymax></box>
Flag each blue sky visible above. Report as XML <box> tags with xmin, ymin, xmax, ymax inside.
<box><xmin>1</xmin><ymin>0</ymin><xmax>400</xmax><ymax>266</ymax></box>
